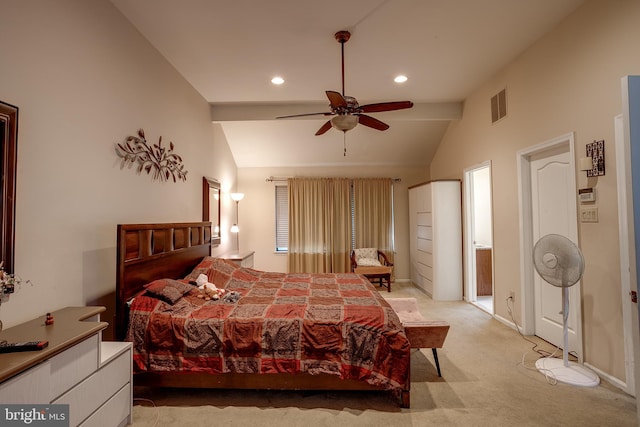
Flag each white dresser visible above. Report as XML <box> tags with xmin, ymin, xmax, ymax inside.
<box><xmin>0</xmin><ymin>307</ymin><xmax>132</xmax><ymax>427</ymax></box>
<box><xmin>408</xmin><ymin>180</ymin><xmax>463</xmax><ymax>300</ymax></box>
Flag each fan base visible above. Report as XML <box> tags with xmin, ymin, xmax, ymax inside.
<box><xmin>535</xmin><ymin>357</ymin><xmax>600</xmax><ymax>387</ymax></box>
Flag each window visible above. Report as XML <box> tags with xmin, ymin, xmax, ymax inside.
<box><xmin>274</xmin><ymin>184</ymin><xmax>288</xmax><ymax>252</ymax></box>
<box><xmin>274</xmin><ymin>180</ymin><xmax>394</xmax><ymax>253</ymax></box>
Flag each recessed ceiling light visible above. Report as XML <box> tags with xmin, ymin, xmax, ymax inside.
<box><xmin>271</xmin><ymin>76</ymin><xmax>285</xmax><ymax>85</ymax></box>
<box><xmin>394</xmin><ymin>75</ymin><xmax>408</xmax><ymax>83</ymax></box>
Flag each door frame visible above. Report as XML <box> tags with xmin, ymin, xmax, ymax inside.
<box><xmin>517</xmin><ymin>132</ymin><xmax>584</xmax><ymax>360</ymax></box>
<box><xmin>463</xmin><ymin>161</ymin><xmax>493</xmax><ymax>311</ymax></box>
<box><xmin>615</xmin><ymin>112</ymin><xmax>638</xmax><ymax>396</ymax></box>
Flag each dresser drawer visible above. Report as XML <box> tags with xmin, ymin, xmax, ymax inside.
<box><xmin>79</xmin><ymin>383</ymin><xmax>131</xmax><ymax>427</ymax></box>
<box><xmin>53</xmin><ymin>345</ymin><xmax>130</xmax><ymax>426</ymax></box>
<box><xmin>415</xmin><ymin>262</ymin><xmax>433</xmax><ymax>281</ymax></box>
<box><xmin>422</xmin><ymin>276</ymin><xmax>434</xmax><ymax>295</ymax></box>
<box><xmin>50</xmin><ymin>334</ymin><xmax>99</xmax><ymax>400</ymax></box>
<box><xmin>416</xmin><ymin>238</ymin><xmax>433</xmax><ymax>254</ymax></box>
<box><xmin>415</xmin><ymin>250</ymin><xmax>432</xmax><ymax>266</ymax></box>
<box><xmin>0</xmin><ymin>362</ymin><xmax>50</xmax><ymax>403</ymax></box>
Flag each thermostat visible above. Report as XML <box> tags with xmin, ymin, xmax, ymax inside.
<box><xmin>578</xmin><ymin>188</ymin><xmax>595</xmax><ymax>203</ymax></box>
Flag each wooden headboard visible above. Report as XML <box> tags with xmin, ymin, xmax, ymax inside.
<box><xmin>115</xmin><ymin>222</ymin><xmax>212</xmax><ymax>340</ymax></box>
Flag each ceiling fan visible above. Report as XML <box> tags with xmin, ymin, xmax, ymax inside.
<box><xmin>276</xmin><ymin>30</ymin><xmax>414</xmax><ymax>136</ymax></box>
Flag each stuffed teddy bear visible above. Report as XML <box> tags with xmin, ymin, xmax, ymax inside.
<box><xmin>195</xmin><ymin>273</ymin><xmax>225</xmax><ymax>301</ymax></box>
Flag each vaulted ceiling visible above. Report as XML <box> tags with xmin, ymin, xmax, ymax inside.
<box><xmin>112</xmin><ymin>0</ymin><xmax>585</xmax><ymax>167</ymax></box>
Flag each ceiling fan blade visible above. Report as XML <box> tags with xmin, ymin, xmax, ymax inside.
<box><xmin>326</xmin><ymin>91</ymin><xmax>347</xmax><ymax>108</ymax></box>
<box><xmin>315</xmin><ymin>120</ymin><xmax>333</xmax><ymax>135</ymax></box>
<box><xmin>357</xmin><ymin>114</ymin><xmax>390</xmax><ymax>131</ymax></box>
<box><xmin>359</xmin><ymin>100</ymin><xmax>414</xmax><ymax>113</ymax></box>
<box><xmin>276</xmin><ymin>111</ymin><xmax>332</xmax><ymax>119</ymax></box>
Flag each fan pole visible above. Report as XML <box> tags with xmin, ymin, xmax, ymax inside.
<box><xmin>334</xmin><ymin>31</ymin><xmax>351</xmax><ymax>96</ymax></box>
<box><xmin>562</xmin><ymin>287</ymin><xmax>570</xmax><ymax>367</ymax></box>
<box><xmin>341</xmin><ymin>40</ymin><xmax>345</xmax><ymax>96</ymax></box>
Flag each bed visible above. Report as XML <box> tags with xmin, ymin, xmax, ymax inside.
<box><xmin>116</xmin><ymin>222</ymin><xmax>412</xmax><ymax>407</ymax></box>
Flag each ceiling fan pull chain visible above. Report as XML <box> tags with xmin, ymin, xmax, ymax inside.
<box><xmin>343</xmin><ymin>132</ymin><xmax>347</xmax><ymax>156</ymax></box>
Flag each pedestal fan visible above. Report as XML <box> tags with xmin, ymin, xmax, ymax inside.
<box><xmin>532</xmin><ymin>234</ymin><xmax>600</xmax><ymax>387</ymax></box>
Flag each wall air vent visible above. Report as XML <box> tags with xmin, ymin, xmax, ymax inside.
<box><xmin>491</xmin><ymin>88</ymin><xmax>507</xmax><ymax>123</ymax></box>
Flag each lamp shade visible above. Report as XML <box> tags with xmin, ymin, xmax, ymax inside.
<box><xmin>579</xmin><ymin>157</ymin><xmax>593</xmax><ymax>171</ymax></box>
<box><xmin>230</xmin><ymin>224</ymin><xmax>239</xmax><ymax>233</ymax></box>
<box><xmin>331</xmin><ymin>115</ymin><xmax>358</xmax><ymax>131</ymax></box>
<box><xmin>230</xmin><ymin>192</ymin><xmax>244</xmax><ymax>202</ymax></box>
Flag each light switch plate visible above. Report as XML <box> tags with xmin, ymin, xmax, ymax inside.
<box><xmin>581</xmin><ymin>206</ymin><xmax>598</xmax><ymax>223</ymax></box>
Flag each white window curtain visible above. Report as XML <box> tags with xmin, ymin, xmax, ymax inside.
<box><xmin>287</xmin><ymin>178</ymin><xmax>351</xmax><ymax>273</ymax></box>
<box><xmin>353</xmin><ymin>178</ymin><xmax>394</xmax><ymax>266</ymax></box>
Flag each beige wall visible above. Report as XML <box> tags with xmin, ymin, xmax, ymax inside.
<box><xmin>0</xmin><ymin>0</ymin><xmax>237</xmax><ymax>335</ymax></box>
<box><xmin>430</xmin><ymin>0</ymin><xmax>640</xmax><ymax>382</ymax></box>
<box><xmin>237</xmin><ymin>166</ymin><xmax>429</xmax><ymax>278</ymax></box>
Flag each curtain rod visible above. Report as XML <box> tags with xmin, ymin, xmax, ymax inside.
<box><xmin>266</xmin><ymin>176</ymin><xmax>401</xmax><ymax>183</ymax></box>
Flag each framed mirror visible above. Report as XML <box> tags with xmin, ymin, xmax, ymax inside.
<box><xmin>202</xmin><ymin>177</ymin><xmax>221</xmax><ymax>245</ymax></box>
<box><xmin>1</xmin><ymin>101</ymin><xmax>18</xmax><ymax>273</ymax></box>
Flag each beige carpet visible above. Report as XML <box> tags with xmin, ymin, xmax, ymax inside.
<box><xmin>131</xmin><ymin>282</ymin><xmax>637</xmax><ymax>426</ymax></box>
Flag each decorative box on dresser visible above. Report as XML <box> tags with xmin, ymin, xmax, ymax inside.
<box><xmin>0</xmin><ymin>306</ymin><xmax>132</xmax><ymax>427</ymax></box>
<box><xmin>408</xmin><ymin>180</ymin><xmax>463</xmax><ymax>300</ymax></box>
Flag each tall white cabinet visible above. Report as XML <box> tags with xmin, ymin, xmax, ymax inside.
<box><xmin>409</xmin><ymin>180</ymin><xmax>462</xmax><ymax>300</ymax></box>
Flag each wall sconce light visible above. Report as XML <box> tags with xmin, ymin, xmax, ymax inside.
<box><xmin>230</xmin><ymin>192</ymin><xmax>244</xmax><ymax>250</ymax></box>
<box><xmin>579</xmin><ymin>156</ymin><xmax>593</xmax><ymax>172</ymax></box>
<box><xmin>584</xmin><ymin>140</ymin><xmax>605</xmax><ymax>177</ymax></box>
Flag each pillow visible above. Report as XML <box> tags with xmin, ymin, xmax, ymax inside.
<box><xmin>354</xmin><ymin>248</ymin><xmax>377</xmax><ymax>260</ymax></box>
<box><xmin>183</xmin><ymin>256</ymin><xmax>217</xmax><ymax>283</ymax></box>
<box><xmin>144</xmin><ymin>278</ymin><xmax>195</xmax><ymax>304</ymax></box>
<box><xmin>183</xmin><ymin>257</ymin><xmax>239</xmax><ymax>290</ymax></box>
<box><xmin>357</xmin><ymin>257</ymin><xmax>382</xmax><ymax>267</ymax></box>
<box><xmin>354</xmin><ymin>248</ymin><xmax>382</xmax><ymax>266</ymax></box>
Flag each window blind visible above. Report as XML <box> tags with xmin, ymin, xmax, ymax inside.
<box><xmin>275</xmin><ymin>184</ymin><xmax>288</xmax><ymax>252</ymax></box>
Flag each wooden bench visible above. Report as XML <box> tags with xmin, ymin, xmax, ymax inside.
<box><xmin>386</xmin><ymin>298</ymin><xmax>450</xmax><ymax>377</ymax></box>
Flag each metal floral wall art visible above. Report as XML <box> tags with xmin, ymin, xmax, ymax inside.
<box><xmin>115</xmin><ymin>128</ymin><xmax>188</xmax><ymax>182</ymax></box>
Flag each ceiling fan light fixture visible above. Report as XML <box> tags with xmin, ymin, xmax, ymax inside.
<box><xmin>394</xmin><ymin>75</ymin><xmax>408</xmax><ymax>83</ymax></box>
<box><xmin>331</xmin><ymin>115</ymin><xmax>358</xmax><ymax>131</ymax></box>
<box><xmin>274</xmin><ymin>30</ymin><xmax>413</xmax><ymax>137</ymax></box>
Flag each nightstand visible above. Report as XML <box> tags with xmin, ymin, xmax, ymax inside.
<box><xmin>221</xmin><ymin>250</ymin><xmax>254</xmax><ymax>268</ymax></box>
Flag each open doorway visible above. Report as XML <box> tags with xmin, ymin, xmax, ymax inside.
<box><xmin>463</xmin><ymin>162</ymin><xmax>494</xmax><ymax>314</ymax></box>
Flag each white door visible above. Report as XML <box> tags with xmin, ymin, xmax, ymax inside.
<box><xmin>529</xmin><ymin>146</ymin><xmax>580</xmax><ymax>353</ymax></box>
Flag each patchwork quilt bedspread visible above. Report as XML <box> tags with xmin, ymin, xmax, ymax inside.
<box><xmin>126</xmin><ymin>257</ymin><xmax>411</xmax><ymax>391</ymax></box>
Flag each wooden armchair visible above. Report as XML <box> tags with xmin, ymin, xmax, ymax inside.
<box><xmin>351</xmin><ymin>249</ymin><xmax>394</xmax><ymax>292</ymax></box>
<box><xmin>350</xmin><ymin>249</ymin><xmax>393</xmax><ymax>271</ymax></box>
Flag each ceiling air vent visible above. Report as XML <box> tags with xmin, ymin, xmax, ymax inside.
<box><xmin>491</xmin><ymin>89</ymin><xmax>507</xmax><ymax>123</ymax></box>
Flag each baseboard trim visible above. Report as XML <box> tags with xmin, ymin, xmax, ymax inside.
<box><xmin>494</xmin><ymin>313</ymin><xmax>518</xmax><ymax>331</ymax></box>
<box><xmin>494</xmin><ymin>312</ymin><xmax>633</xmax><ymax>396</ymax></box>
<box><xmin>584</xmin><ymin>362</ymin><xmax>632</xmax><ymax>396</ymax></box>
